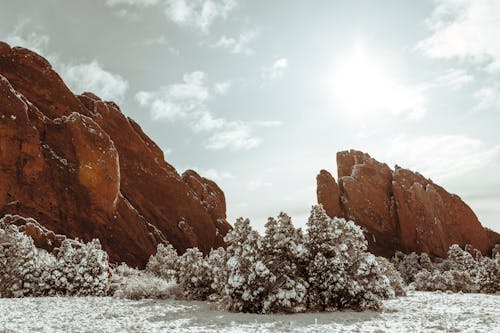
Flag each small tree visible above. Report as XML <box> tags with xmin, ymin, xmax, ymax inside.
<box><xmin>146</xmin><ymin>243</ymin><xmax>179</xmax><ymax>281</ymax></box>
<box><xmin>177</xmin><ymin>247</ymin><xmax>213</xmax><ymax>300</ymax></box>
<box><xmin>476</xmin><ymin>253</ymin><xmax>499</xmax><ymax>293</ymax></box>
<box><xmin>224</xmin><ymin>218</ymin><xmax>274</xmax><ymax>313</ymax></box>
<box><xmin>0</xmin><ymin>216</ymin><xmax>109</xmax><ymax>297</ymax></box>
<box><xmin>206</xmin><ymin>247</ymin><xmax>227</xmax><ymax>298</ymax></box>
<box><xmin>0</xmin><ymin>223</ymin><xmax>41</xmax><ymax>297</ymax></box>
<box><xmin>376</xmin><ymin>257</ymin><xmax>406</xmax><ymax>297</ymax></box>
<box><xmin>305</xmin><ymin>205</ymin><xmax>391</xmax><ymax>310</ymax></box>
<box><xmin>261</xmin><ymin>213</ymin><xmax>308</xmax><ymax>313</ymax></box>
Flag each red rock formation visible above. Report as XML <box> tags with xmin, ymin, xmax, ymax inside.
<box><xmin>0</xmin><ymin>42</ymin><xmax>231</xmax><ymax>267</ymax></box>
<box><xmin>316</xmin><ymin>170</ymin><xmax>341</xmax><ymax>218</ymax></box>
<box><xmin>317</xmin><ymin>149</ymin><xmax>500</xmax><ymax>258</ymax></box>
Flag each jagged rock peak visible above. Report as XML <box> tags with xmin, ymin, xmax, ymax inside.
<box><xmin>317</xmin><ymin>149</ymin><xmax>500</xmax><ymax>258</ymax></box>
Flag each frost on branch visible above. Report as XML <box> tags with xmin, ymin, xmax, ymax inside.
<box><xmin>305</xmin><ymin>205</ymin><xmax>392</xmax><ymax>311</ymax></box>
<box><xmin>177</xmin><ymin>247</ymin><xmax>214</xmax><ymax>300</ymax></box>
<box><xmin>146</xmin><ymin>243</ymin><xmax>178</xmax><ymax>281</ymax></box>
<box><xmin>224</xmin><ymin>217</ymin><xmax>273</xmax><ymax>313</ymax></box>
<box><xmin>376</xmin><ymin>257</ymin><xmax>406</xmax><ymax>297</ymax></box>
<box><xmin>396</xmin><ymin>243</ymin><xmax>500</xmax><ymax>294</ymax></box>
<box><xmin>260</xmin><ymin>213</ymin><xmax>308</xmax><ymax>313</ymax></box>
<box><xmin>206</xmin><ymin>247</ymin><xmax>227</xmax><ymax>297</ymax></box>
<box><xmin>392</xmin><ymin>251</ymin><xmax>433</xmax><ymax>284</ymax></box>
<box><xmin>0</xmin><ymin>215</ymin><xmax>109</xmax><ymax>297</ymax></box>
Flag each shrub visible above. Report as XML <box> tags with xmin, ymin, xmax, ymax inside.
<box><xmin>146</xmin><ymin>243</ymin><xmax>178</xmax><ymax>281</ymax></box>
<box><xmin>376</xmin><ymin>257</ymin><xmax>406</xmax><ymax>297</ymax></box>
<box><xmin>111</xmin><ymin>263</ymin><xmax>182</xmax><ymax>300</ymax></box>
<box><xmin>305</xmin><ymin>206</ymin><xmax>392</xmax><ymax>311</ymax></box>
<box><xmin>0</xmin><ymin>215</ymin><xmax>109</xmax><ymax>297</ymax></box>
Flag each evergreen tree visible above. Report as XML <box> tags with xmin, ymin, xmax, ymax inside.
<box><xmin>0</xmin><ymin>223</ymin><xmax>40</xmax><ymax>297</ymax></box>
<box><xmin>177</xmin><ymin>247</ymin><xmax>213</xmax><ymax>300</ymax></box>
<box><xmin>206</xmin><ymin>247</ymin><xmax>227</xmax><ymax>298</ymax></box>
<box><xmin>305</xmin><ymin>205</ymin><xmax>391</xmax><ymax>310</ymax></box>
<box><xmin>0</xmin><ymin>216</ymin><xmax>109</xmax><ymax>297</ymax></box>
<box><xmin>376</xmin><ymin>257</ymin><xmax>406</xmax><ymax>297</ymax></box>
<box><xmin>224</xmin><ymin>218</ymin><xmax>274</xmax><ymax>313</ymax></box>
<box><xmin>146</xmin><ymin>243</ymin><xmax>179</xmax><ymax>281</ymax></box>
<box><xmin>261</xmin><ymin>213</ymin><xmax>308</xmax><ymax>313</ymax></box>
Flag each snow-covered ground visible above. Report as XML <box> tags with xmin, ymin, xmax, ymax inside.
<box><xmin>0</xmin><ymin>291</ymin><xmax>498</xmax><ymax>333</ymax></box>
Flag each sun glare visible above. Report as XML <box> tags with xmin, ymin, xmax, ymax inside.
<box><xmin>330</xmin><ymin>45</ymin><xmax>422</xmax><ymax>120</ymax></box>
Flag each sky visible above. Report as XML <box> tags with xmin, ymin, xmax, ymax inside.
<box><xmin>1</xmin><ymin>0</ymin><xmax>500</xmax><ymax>232</ymax></box>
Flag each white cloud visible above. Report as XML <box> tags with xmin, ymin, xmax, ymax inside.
<box><xmin>3</xmin><ymin>20</ymin><xmax>129</xmax><ymax>103</ymax></box>
<box><xmin>107</xmin><ymin>0</ymin><xmax>236</xmax><ymax>33</ymax></box>
<box><xmin>4</xmin><ymin>20</ymin><xmax>49</xmax><ymax>56</ymax></box>
<box><xmin>165</xmin><ymin>0</ymin><xmax>236</xmax><ymax>33</ymax></box>
<box><xmin>211</xmin><ymin>29</ymin><xmax>258</xmax><ymax>54</ymax></box>
<box><xmin>384</xmin><ymin>134</ymin><xmax>500</xmax><ymax>182</ymax></box>
<box><xmin>136</xmin><ymin>71</ymin><xmax>209</xmax><ymax>120</ymax></box>
<box><xmin>434</xmin><ymin>68</ymin><xmax>474</xmax><ymax>89</ymax></box>
<box><xmin>204</xmin><ymin>121</ymin><xmax>262</xmax><ymax>151</ymax></box>
<box><xmin>417</xmin><ymin>0</ymin><xmax>500</xmax><ymax>72</ymax></box>
<box><xmin>213</xmin><ymin>81</ymin><xmax>231</xmax><ymax>95</ymax></box>
<box><xmin>261</xmin><ymin>58</ymin><xmax>288</xmax><ymax>81</ymax></box>
<box><xmin>136</xmin><ymin>72</ymin><xmax>272</xmax><ymax>151</ymax></box>
<box><xmin>473</xmin><ymin>85</ymin><xmax>500</xmax><ymax>110</ymax></box>
<box><xmin>183</xmin><ymin>166</ymin><xmax>234</xmax><ymax>181</ymax></box>
<box><xmin>192</xmin><ymin>111</ymin><xmax>225</xmax><ymax>131</ymax></box>
<box><xmin>59</xmin><ymin>61</ymin><xmax>129</xmax><ymax>103</ymax></box>
<box><xmin>200</xmin><ymin>168</ymin><xmax>234</xmax><ymax>181</ymax></box>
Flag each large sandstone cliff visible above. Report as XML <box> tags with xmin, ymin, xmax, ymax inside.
<box><xmin>0</xmin><ymin>42</ymin><xmax>231</xmax><ymax>267</ymax></box>
<box><xmin>317</xmin><ymin>150</ymin><xmax>500</xmax><ymax>258</ymax></box>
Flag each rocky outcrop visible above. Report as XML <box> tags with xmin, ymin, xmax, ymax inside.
<box><xmin>316</xmin><ymin>170</ymin><xmax>341</xmax><ymax>218</ymax></box>
<box><xmin>0</xmin><ymin>42</ymin><xmax>231</xmax><ymax>267</ymax></box>
<box><xmin>317</xmin><ymin>150</ymin><xmax>500</xmax><ymax>258</ymax></box>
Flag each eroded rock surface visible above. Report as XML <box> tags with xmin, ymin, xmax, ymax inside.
<box><xmin>317</xmin><ymin>149</ymin><xmax>500</xmax><ymax>258</ymax></box>
<box><xmin>0</xmin><ymin>42</ymin><xmax>231</xmax><ymax>267</ymax></box>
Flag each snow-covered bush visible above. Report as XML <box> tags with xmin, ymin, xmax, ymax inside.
<box><xmin>224</xmin><ymin>217</ymin><xmax>274</xmax><ymax>313</ymax></box>
<box><xmin>393</xmin><ymin>251</ymin><xmax>434</xmax><ymax>283</ymax></box>
<box><xmin>206</xmin><ymin>247</ymin><xmax>227</xmax><ymax>298</ymax></box>
<box><xmin>0</xmin><ymin>217</ymin><xmax>109</xmax><ymax>297</ymax></box>
<box><xmin>376</xmin><ymin>257</ymin><xmax>406</xmax><ymax>297</ymax></box>
<box><xmin>259</xmin><ymin>213</ymin><xmax>308</xmax><ymax>313</ymax></box>
<box><xmin>146</xmin><ymin>242</ymin><xmax>228</xmax><ymax>301</ymax></box>
<box><xmin>408</xmin><ymin>244</ymin><xmax>499</xmax><ymax>294</ymax></box>
<box><xmin>146</xmin><ymin>243</ymin><xmax>178</xmax><ymax>281</ymax></box>
<box><xmin>305</xmin><ymin>205</ymin><xmax>392</xmax><ymax>311</ymax></box>
<box><xmin>110</xmin><ymin>263</ymin><xmax>182</xmax><ymax>300</ymax></box>
<box><xmin>177</xmin><ymin>247</ymin><xmax>214</xmax><ymax>300</ymax></box>
<box><xmin>414</xmin><ymin>269</ymin><xmax>477</xmax><ymax>293</ymax></box>
<box><xmin>0</xmin><ymin>223</ymin><xmax>45</xmax><ymax>297</ymax></box>
<box><xmin>476</xmin><ymin>253</ymin><xmax>500</xmax><ymax>293</ymax></box>
<box><xmin>51</xmin><ymin>239</ymin><xmax>109</xmax><ymax>296</ymax></box>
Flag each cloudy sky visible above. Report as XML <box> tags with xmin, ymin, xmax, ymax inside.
<box><xmin>1</xmin><ymin>0</ymin><xmax>500</xmax><ymax>232</ymax></box>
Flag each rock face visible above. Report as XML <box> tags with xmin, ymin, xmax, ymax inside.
<box><xmin>0</xmin><ymin>42</ymin><xmax>231</xmax><ymax>267</ymax></box>
<box><xmin>317</xmin><ymin>150</ymin><xmax>500</xmax><ymax>258</ymax></box>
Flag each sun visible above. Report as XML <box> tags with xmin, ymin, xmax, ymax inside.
<box><xmin>330</xmin><ymin>45</ymin><xmax>400</xmax><ymax>119</ymax></box>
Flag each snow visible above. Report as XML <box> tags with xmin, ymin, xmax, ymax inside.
<box><xmin>0</xmin><ymin>291</ymin><xmax>498</xmax><ymax>332</ymax></box>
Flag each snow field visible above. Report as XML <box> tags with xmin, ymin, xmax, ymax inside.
<box><xmin>0</xmin><ymin>291</ymin><xmax>498</xmax><ymax>333</ymax></box>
